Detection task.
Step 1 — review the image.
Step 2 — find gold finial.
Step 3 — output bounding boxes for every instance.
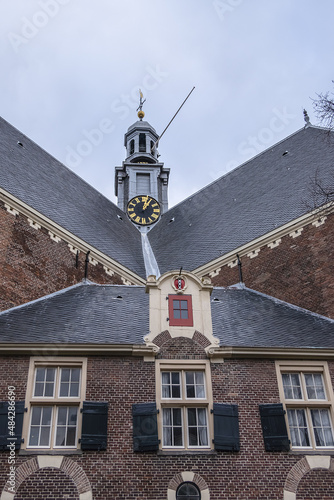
[137,89,146,120]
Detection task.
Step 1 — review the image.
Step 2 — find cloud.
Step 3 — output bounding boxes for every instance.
[0,0,333,208]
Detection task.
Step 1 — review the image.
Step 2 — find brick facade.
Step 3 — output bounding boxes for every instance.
[1,204,334,321]
[0,202,123,311]
[296,469,334,499]
[14,467,80,500]
[209,214,334,319]
[1,345,333,499]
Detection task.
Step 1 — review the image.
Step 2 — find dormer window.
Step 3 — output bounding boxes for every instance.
[129,139,135,155]
[139,133,146,152]
[168,295,193,327]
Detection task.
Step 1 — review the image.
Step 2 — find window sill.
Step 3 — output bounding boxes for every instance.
[158,449,216,456]
[19,449,83,456]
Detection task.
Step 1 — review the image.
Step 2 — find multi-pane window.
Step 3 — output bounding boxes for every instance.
[278,363,334,449]
[158,363,211,450]
[168,295,193,327]
[24,359,86,450]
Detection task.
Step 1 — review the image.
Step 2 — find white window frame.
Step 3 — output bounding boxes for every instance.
[156,360,213,450]
[22,357,87,451]
[276,360,334,450]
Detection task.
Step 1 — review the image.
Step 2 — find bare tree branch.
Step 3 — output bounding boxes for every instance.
[304,169,334,218]
[312,80,334,131]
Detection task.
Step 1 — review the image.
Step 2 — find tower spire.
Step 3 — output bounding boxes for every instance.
[114,94,170,216]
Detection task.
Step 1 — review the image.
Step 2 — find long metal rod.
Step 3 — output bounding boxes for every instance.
[152,86,195,150]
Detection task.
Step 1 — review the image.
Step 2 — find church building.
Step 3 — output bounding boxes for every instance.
[0,99,334,499]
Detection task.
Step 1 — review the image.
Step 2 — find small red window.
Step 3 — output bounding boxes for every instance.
[168,295,193,327]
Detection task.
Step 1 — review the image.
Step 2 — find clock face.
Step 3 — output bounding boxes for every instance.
[127,195,161,225]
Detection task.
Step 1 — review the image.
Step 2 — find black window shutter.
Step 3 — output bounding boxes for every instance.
[80,401,108,451]
[0,401,25,451]
[259,403,290,451]
[132,402,159,452]
[212,403,240,451]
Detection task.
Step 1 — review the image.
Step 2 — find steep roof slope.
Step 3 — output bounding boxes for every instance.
[211,286,334,348]
[1,281,332,350]
[149,126,334,273]
[0,117,146,277]
[0,282,149,344]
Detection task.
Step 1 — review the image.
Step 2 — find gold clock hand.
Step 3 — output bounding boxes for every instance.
[142,196,148,210]
[143,197,152,211]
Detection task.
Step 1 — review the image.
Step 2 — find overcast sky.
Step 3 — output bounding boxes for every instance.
[1,0,333,208]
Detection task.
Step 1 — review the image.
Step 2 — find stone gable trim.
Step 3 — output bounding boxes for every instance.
[48,230,62,242]
[312,215,327,227]
[267,238,282,249]
[194,206,333,278]
[0,189,145,286]
[4,203,19,216]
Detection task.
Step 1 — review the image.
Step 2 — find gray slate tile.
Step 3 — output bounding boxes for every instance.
[0,117,146,277]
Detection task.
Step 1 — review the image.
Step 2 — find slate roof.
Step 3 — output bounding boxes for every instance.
[0,282,149,345]
[1,118,333,281]
[149,126,334,273]
[0,281,333,350]
[211,286,334,349]
[0,117,146,277]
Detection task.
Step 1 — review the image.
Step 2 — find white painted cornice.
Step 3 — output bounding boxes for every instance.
[0,343,156,359]
[208,346,334,361]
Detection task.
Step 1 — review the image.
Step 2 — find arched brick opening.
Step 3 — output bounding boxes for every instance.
[1,456,92,500]
[283,455,334,500]
[167,471,210,500]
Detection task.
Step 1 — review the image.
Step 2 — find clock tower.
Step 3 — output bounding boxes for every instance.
[115,94,170,224]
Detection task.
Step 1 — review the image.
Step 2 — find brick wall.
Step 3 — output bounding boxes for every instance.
[296,469,334,499]
[1,203,334,320]
[0,202,123,311]
[14,468,79,500]
[156,334,208,359]
[209,214,334,319]
[1,351,333,499]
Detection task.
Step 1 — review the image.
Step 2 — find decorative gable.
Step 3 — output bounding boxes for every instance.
[145,271,219,350]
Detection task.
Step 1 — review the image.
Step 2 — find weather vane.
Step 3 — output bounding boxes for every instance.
[137,89,146,120]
